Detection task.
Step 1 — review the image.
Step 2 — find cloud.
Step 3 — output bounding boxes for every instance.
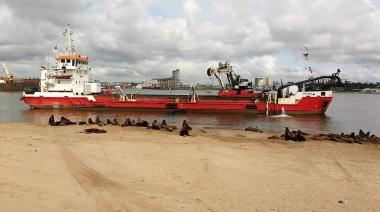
[266,0,380,65]
[0,0,379,83]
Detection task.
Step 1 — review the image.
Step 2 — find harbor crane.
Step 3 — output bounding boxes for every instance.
[2,63,13,79]
[207,61,245,91]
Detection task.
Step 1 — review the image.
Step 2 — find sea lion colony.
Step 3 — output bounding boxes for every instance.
[268,127,380,144]
[48,115,190,136]
[47,115,380,143]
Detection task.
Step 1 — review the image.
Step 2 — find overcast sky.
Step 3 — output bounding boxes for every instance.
[1,0,380,83]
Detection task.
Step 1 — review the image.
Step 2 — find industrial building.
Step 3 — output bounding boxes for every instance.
[153,69,181,89]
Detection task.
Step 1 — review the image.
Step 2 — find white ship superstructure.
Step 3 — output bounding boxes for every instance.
[38,25,101,96]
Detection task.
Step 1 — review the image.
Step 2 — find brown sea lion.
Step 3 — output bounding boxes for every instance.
[83,128,107,134]
[79,121,87,125]
[95,116,106,126]
[350,132,356,140]
[359,129,365,138]
[121,118,132,127]
[88,118,95,125]
[161,120,167,128]
[112,118,119,125]
[160,120,175,131]
[48,115,58,126]
[151,120,161,130]
[295,130,306,142]
[284,127,294,141]
[136,119,149,128]
[180,120,192,136]
[95,116,101,124]
[59,116,76,126]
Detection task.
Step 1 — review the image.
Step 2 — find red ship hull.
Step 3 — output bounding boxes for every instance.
[23,94,332,114]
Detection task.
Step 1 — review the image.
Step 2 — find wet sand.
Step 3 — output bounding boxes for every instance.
[0,123,379,211]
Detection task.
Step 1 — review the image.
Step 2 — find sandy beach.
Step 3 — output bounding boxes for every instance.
[0,123,379,212]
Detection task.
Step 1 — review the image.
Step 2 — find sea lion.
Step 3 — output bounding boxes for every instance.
[95,116,101,124]
[350,132,356,140]
[112,118,119,125]
[136,119,149,128]
[48,115,59,126]
[121,118,132,127]
[359,129,365,138]
[83,128,107,134]
[180,120,192,136]
[160,120,174,131]
[151,120,161,130]
[365,131,370,138]
[79,121,87,125]
[95,116,105,126]
[284,127,294,141]
[48,115,55,126]
[59,116,76,126]
[295,130,306,142]
[136,118,142,126]
[161,120,167,128]
[88,118,95,125]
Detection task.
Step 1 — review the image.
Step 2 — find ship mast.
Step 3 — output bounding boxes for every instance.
[63,24,76,55]
[303,46,313,78]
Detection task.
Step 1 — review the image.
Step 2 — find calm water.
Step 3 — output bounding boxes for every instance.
[0,91,379,134]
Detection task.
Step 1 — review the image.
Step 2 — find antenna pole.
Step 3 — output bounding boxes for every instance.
[303,46,312,79]
[63,24,76,55]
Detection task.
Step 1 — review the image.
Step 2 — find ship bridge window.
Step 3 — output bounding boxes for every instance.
[61,59,64,63]
[66,59,70,63]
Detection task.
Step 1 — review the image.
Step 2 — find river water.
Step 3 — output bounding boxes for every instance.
[0,91,379,134]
